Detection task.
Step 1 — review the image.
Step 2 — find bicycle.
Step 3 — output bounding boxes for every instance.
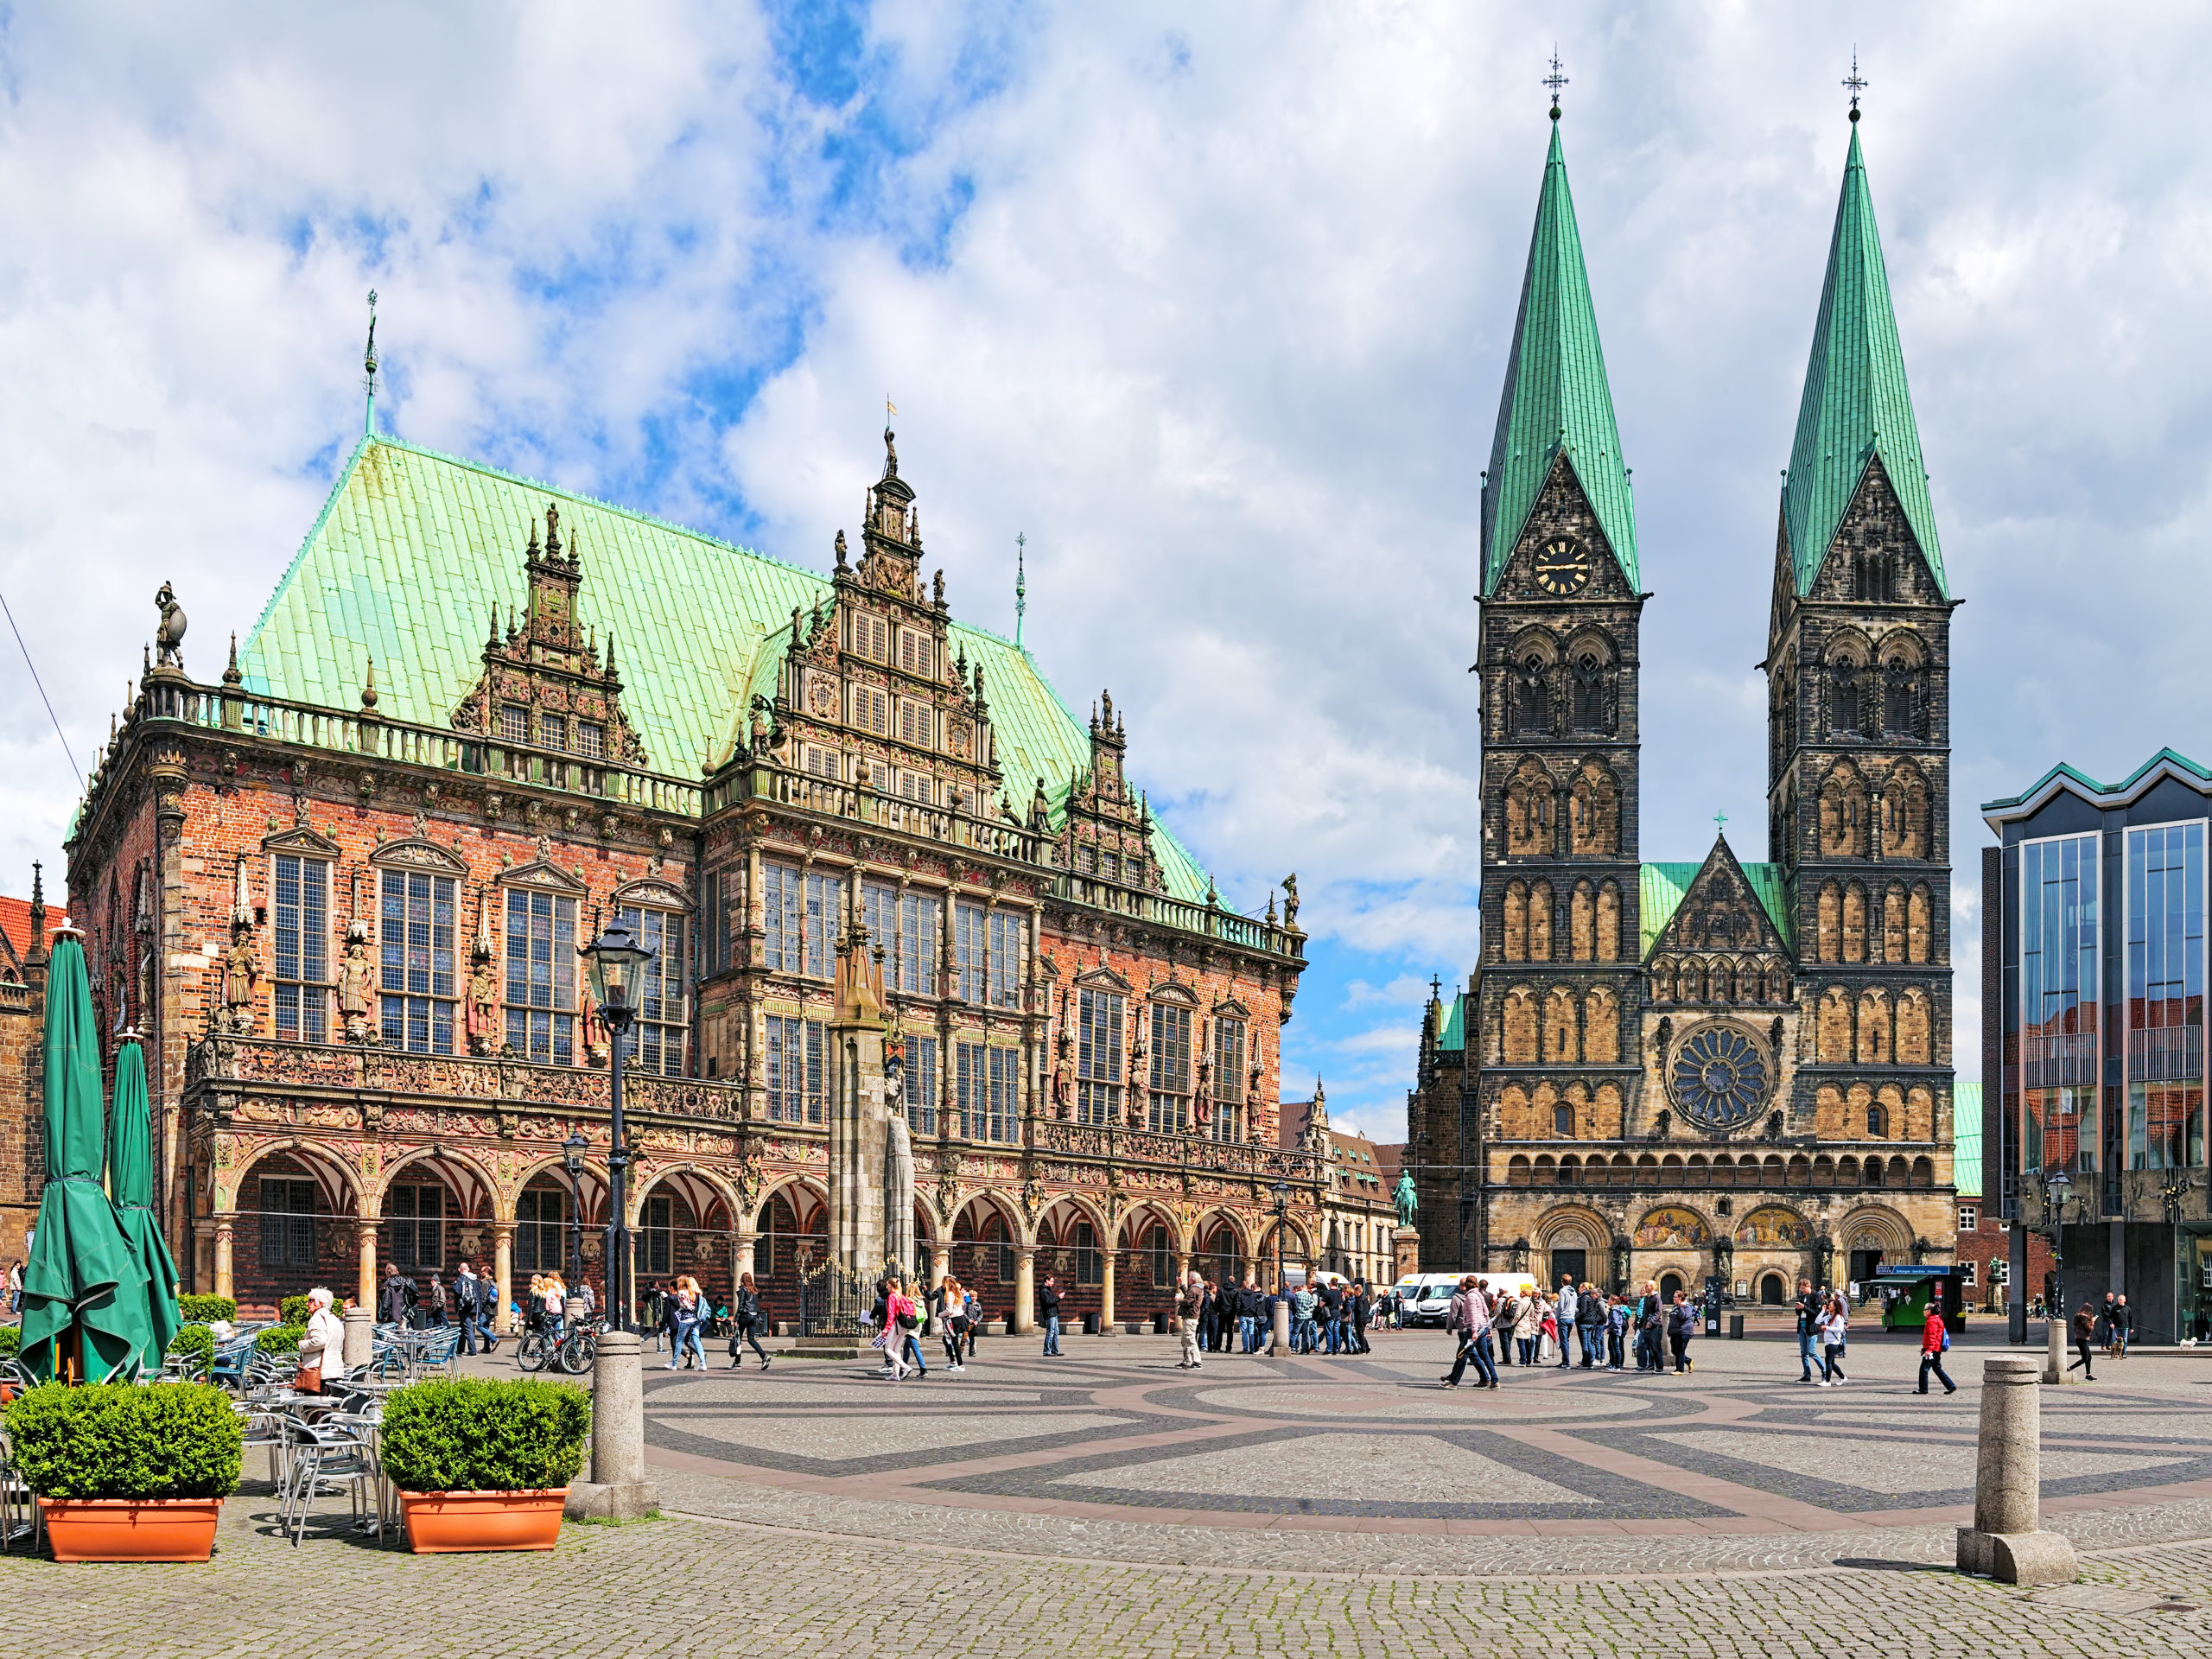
[516,1322,596,1375]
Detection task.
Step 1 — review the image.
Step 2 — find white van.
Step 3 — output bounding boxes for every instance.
[1395,1273,1459,1327]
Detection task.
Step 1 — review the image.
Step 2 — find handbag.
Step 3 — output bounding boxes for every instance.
[293,1363,322,1394]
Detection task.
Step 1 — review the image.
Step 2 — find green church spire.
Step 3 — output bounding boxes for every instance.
[1480,117,1637,598]
[1781,121,1948,598]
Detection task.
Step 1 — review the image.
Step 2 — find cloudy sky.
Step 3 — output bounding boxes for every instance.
[3,3,2208,1141]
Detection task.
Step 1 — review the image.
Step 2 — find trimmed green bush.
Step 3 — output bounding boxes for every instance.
[166,1324,216,1370]
[178,1294,236,1325]
[253,1324,304,1357]
[3,1382,242,1499]
[277,1294,348,1325]
[380,1378,591,1494]
[0,1325,18,1360]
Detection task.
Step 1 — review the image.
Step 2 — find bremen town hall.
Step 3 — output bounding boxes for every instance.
[63,388,1400,1326]
[1405,105,1959,1301]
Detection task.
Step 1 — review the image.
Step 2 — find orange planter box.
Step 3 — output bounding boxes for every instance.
[39,1497,223,1561]
[398,1488,568,1553]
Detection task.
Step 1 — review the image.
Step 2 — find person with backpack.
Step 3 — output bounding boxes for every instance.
[962,1285,982,1363]
[1349,1280,1372,1355]
[1554,1277,1578,1369]
[1916,1300,1955,1395]
[728,1271,772,1370]
[934,1275,968,1373]
[1575,1281,1603,1368]
[1666,1289,1696,1374]
[1604,1293,1629,1370]
[897,1277,930,1377]
[1440,1274,1497,1389]
[1637,1283,1665,1372]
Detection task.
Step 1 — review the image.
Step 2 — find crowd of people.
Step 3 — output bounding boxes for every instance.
[1437,1275,1706,1388]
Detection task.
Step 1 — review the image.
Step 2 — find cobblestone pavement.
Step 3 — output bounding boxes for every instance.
[8,1325,2209,1657]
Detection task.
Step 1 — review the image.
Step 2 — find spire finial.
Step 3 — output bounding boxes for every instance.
[362,289,379,435]
[1713,809,1727,833]
[1014,531,1027,650]
[1543,47,1567,120]
[1843,49,1867,121]
[222,631,242,688]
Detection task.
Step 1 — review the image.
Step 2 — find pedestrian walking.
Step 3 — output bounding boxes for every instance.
[899,1277,931,1376]
[1039,1274,1064,1356]
[1554,1276,1578,1369]
[1816,1293,1848,1386]
[1575,1281,1602,1368]
[2067,1301,2096,1381]
[452,1260,482,1355]
[962,1286,982,1363]
[1350,1280,1372,1355]
[1666,1289,1696,1374]
[1440,1274,1498,1389]
[666,1275,708,1370]
[377,1261,417,1326]
[934,1275,967,1372]
[2111,1294,2133,1358]
[1793,1276,1821,1383]
[1176,1273,1205,1370]
[1916,1301,1955,1395]
[729,1271,772,1370]
[7,1257,23,1318]
[1605,1293,1628,1370]
[425,1273,449,1327]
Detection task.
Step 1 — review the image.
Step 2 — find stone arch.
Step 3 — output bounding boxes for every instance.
[1569,760,1620,856]
[1817,881,1841,963]
[1651,957,1675,1002]
[1881,881,1906,963]
[1908,885,1932,963]
[1504,757,1557,855]
[372,1146,499,1220]
[1841,882,1868,963]
[226,1137,362,1219]
[1529,880,1554,962]
[1883,761,1931,860]
[1503,881,1529,963]
[1906,1085,1936,1141]
[1732,1205,1812,1249]
[1036,1194,1110,1289]
[1256,1216,1313,1270]
[1583,986,1620,1065]
[1536,1206,1609,1285]
[1825,630,1873,737]
[1631,1205,1712,1249]
[952,1192,1024,1287]
[1896,989,1932,1064]
[1838,1204,1912,1259]
[1543,986,1580,1065]
[753,1178,830,1284]
[1597,880,1622,962]
[1507,631,1559,738]
[1819,760,1871,858]
[1856,988,1891,1064]
[1564,631,1617,735]
[628,1163,740,1233]
[1502,987,1540,1065]
[1816,987,1853,1064]
[226,1141,365,1309]
[1680,957,1706,1004]
[632,1166,741,1287]
[1571,880,1596,961]
[1506,1154,1533,1187]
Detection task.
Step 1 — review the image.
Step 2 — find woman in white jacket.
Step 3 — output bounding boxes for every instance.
[297,1287,346,1395]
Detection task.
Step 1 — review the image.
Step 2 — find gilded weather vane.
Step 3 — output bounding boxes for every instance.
[1544,48,1568,120]
[1843,50,1867,122]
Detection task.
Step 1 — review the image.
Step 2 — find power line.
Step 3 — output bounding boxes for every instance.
[0,589,85,791]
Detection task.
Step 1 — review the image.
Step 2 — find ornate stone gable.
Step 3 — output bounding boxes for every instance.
[1649,837,1787,962]
[1054,690,1165,893]
[449,504,647,768]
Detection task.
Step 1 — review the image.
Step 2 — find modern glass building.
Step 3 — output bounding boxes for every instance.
[1983,751,2210,1344]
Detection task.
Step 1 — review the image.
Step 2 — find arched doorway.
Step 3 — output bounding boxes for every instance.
[232,1147,356,1313]
[1659,1271,1685,1302]
[1759,1273,1786,1306]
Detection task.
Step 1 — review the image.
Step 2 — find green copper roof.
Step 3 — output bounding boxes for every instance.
[1438,993,1467,1054]
[1782,124,1947,598]
[1637,857,1793,957]
[1481,121,1637,598]
[239,433,1210,901]
[1953,1082,1981,1200]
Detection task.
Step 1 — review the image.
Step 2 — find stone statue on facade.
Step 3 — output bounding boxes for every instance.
[885,1111,916,1279]
[335,919,376,1043]
[214,917,257,1034]
[1050,1026,1072,1118]
[154,581,188,671]
[463,937,500,1057]
[1393,1171,1418,1230]
[1281,874,1300,931]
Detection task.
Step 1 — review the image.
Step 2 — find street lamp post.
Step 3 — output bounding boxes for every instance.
[2045,1168,2075,1329]
[582,916,655,1333]
[563,1133,588,1296]
[1268,1179,1291,1357]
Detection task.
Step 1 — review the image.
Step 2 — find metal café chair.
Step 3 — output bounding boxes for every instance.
[277,1418,378,1546]
[0,1425,41,1556]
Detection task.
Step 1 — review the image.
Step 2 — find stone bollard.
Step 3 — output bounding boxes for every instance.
[341,1305,374,1372]
[1268,1297,1291,1357]
[564,1329,659,1522]
[2044,1319,2080,1385]
[1955,1355,2077,1585]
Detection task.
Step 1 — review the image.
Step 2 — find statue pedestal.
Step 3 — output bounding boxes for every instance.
[1393,1228,1421,1280]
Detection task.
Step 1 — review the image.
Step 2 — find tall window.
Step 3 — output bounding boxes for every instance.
[988,912,1025,1009]
[904,1034,938,1136]
[702,868,737,977]
[761,865,838,978]
[578,720,606,760]
[897,698,932,748]
[954,903,986,1003]
[382,1184,444,1272]
[766,1015,824,1125]
[898,628,931,677]
[1147,1002,1192,1134]
[380,870,457,1053]
[2128,822,2206,1170]
[505,889,578,1065]
[640,1194,673,1278]
[957,1042,1020,1142]
[498,703,529,745]
[257,1176,317,1270]
[762,863,799,972]
[852,685,890,734]
[1211,1015,1247,1143]
[271,854,329,1042]
[2022,834,2100,1178]
[1076,988,1124,1126]
[897,890,941,995]
[540,713,567,752]
[616,905,687,1077]
[515,1188,565,1276]
[853,613,889,660]
[1073,1220,1101,1286]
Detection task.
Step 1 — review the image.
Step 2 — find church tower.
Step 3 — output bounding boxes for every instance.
[1473,106,1644,1276]
[1766,110,1955,1279]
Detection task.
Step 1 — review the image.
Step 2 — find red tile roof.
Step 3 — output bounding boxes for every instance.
[0,896,57,969]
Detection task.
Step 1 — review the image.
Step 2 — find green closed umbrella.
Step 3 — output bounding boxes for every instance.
[107,1039,180,1372]
[20,932,142,1382]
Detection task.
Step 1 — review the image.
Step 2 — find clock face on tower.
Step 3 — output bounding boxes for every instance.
[1533,536,1592,596]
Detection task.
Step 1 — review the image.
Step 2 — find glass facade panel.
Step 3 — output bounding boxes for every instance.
[2127,822,2206,1169]
[2020,834,2099,1178]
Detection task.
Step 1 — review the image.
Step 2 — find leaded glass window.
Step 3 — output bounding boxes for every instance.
[615,904,687,1077]
[1076,988,1123,1126]
[272,854,328,1043]
[379,870,456,1054]
[504,888,577,1065]
[1147,1002,1192,1134]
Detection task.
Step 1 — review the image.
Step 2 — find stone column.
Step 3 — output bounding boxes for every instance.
[930,1240,950,1293]
[1098,1249,1117,1333]
[493,1222,515,1334]
[1956,1355,2078,1585]
[354,1219,378,1313]
[565,1329,659,1522]
[193,1220,217,1294]
[734,1230,756,1302]
[1014,1247,1036,1335]
[212,1217,235,1302]
[341,1304,374,1370]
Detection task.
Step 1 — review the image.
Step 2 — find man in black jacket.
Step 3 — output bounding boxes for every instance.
[1039,1274,1063,1356]
[1349,1280,1371,1355]
[377,1262,416,1327]
[1793,1278,1821,1382]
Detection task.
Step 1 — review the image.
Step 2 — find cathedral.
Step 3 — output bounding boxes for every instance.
[1405,105,1958,1300]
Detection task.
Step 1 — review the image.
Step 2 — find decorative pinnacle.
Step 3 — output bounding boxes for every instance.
[1014,531,1027,649]
[1543,48,1568,119]
[363,289,379,435]
[1843,50,1867,121]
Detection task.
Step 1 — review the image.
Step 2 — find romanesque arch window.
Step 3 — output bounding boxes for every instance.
[1569,761,1619,856]
[1543,987,1579,1065]
[1820,761,1870,857]
[1908,885,1932,963]
[1528,880,1554,962]
[1882,883,1908,964]
[1880,640,1923,737]
[1570,881,1595,962]
[1597,880,1621,962]
[1568,650,1610,734]
[1896,990,1931,1065]
[1841,882,1867,963]
[1816,988,1853,1064]
[1503,881,1529,963]
[1504,760,1556,855]
[1553,1103,1574,1136]
[1766,966,1791,1004]
[1829,651,1869,737]
[1882,763,1931,860]
[1855,543,1897,603]
[1510,647,1554,737]
[1583,986,1619,1064]
[1502,988,1539,1065]
[1651,958,1676,1003]
[1856,988,1891,1065]
[1817,881,1841,964]
[1866,1102,1888,1140]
